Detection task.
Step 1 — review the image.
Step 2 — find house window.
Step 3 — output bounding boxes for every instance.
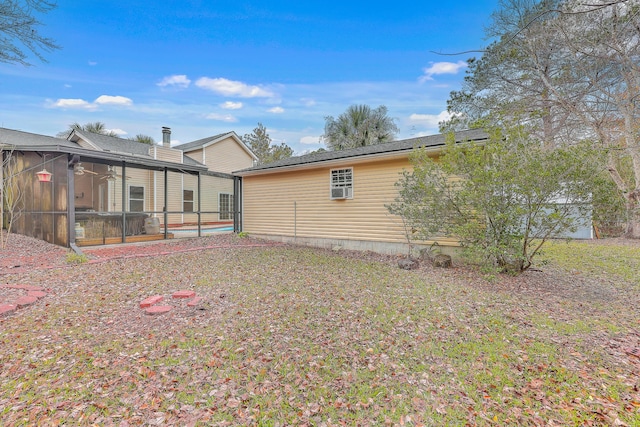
[330,168,353,199]
[129,185,144,212]
[183,190,194,213]
[219,193,234,220]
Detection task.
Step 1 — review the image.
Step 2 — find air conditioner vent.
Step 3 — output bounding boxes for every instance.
[331,187,346,199]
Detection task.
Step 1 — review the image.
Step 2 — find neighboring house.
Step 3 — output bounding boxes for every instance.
[234,129,489,255]
[1,127,254,247]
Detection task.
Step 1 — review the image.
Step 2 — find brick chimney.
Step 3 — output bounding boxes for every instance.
[162,127,171,147]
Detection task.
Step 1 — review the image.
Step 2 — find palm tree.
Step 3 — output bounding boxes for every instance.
[128,134,155,145]
[57,122,119,139]
[323,105,399,151]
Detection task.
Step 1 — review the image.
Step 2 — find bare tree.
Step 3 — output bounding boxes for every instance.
[1,146,25,248]
[548,0,640,237]
[444,0,640,237]
[0,0,59,65]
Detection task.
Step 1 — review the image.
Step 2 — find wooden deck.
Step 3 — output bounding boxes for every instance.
[75,233,174,247]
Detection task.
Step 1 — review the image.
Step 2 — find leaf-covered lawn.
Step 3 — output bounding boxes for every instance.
[1,238,639,426]
[542,238,640,288]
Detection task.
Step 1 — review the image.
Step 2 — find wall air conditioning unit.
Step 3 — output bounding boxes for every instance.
[331,187,348,199]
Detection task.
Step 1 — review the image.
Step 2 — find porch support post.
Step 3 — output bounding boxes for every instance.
[197,172,202,237]
[163,167,168,240]
[121,162,127,243]
[67,156,76,247]
[233,176,242,232]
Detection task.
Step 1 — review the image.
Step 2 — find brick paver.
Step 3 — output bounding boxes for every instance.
[145,305,173,315]
[139,295,164,308]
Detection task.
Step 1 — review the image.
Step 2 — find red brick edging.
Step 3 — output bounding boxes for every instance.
[0,284,48,316]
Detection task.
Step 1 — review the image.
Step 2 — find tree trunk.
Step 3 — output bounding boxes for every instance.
[625,191,640,239]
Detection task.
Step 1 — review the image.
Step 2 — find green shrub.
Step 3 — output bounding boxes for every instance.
[66,252,88,264]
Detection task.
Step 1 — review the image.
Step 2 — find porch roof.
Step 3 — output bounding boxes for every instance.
[0,127,208,174]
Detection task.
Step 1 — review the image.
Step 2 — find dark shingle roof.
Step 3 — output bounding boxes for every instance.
[235,129,488,174]
[0,127,208,173]
[173,132,231,152]
[72,130,152,157]
[0,127,79,149]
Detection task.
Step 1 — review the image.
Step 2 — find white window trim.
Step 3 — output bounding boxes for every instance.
[329,167,354,200]
[218,192,234,221]
[128,184,145,212]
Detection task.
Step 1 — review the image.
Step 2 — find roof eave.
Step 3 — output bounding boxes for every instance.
[234,145,441,176]
[10,144,208,173]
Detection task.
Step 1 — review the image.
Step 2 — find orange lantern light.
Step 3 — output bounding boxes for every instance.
[36,168,52,182]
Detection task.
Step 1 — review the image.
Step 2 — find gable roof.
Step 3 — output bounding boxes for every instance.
[0,127,80,150]
[174,131,258,161]
[234,129,488,175]
[68,129,153,157]
[172,132,230,151]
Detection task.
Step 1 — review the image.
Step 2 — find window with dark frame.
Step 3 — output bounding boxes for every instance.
[219,193,234,220]
[129,185,144,212]
[330,168,353,199]
[183,189,194,213]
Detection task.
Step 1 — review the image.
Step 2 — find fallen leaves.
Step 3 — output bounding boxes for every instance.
[1,234,639,425]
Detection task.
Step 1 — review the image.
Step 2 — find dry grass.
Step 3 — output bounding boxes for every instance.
[0,235,639,426]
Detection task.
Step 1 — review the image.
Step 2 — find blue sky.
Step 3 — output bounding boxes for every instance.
[0,0,498,154]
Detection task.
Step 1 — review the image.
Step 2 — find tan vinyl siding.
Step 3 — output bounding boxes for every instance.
[167,171,184,225]
[186,148,204,164]
[152,146,183,163]
[142,170,184,225]
[181,174,235,224]
[75,139,100,150]
[203,137,254,173]
[243,154,460,249]
[107,166,151,212]
[243,157,414,243]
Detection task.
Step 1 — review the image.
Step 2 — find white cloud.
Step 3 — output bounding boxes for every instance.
[267,106,284,114]
[107,128,127,136]
[50,95,133,110]
[220,101,243,110]
[300,136,322,145]
[157,74,191,88]
[88,61,97,66]
[205,113,238,122]
[51,98,95,110]
[419,61,467,82]
[408,110,455,128]
[195,77,275,98]
[94,95,133,106]
[300,98,316,107]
